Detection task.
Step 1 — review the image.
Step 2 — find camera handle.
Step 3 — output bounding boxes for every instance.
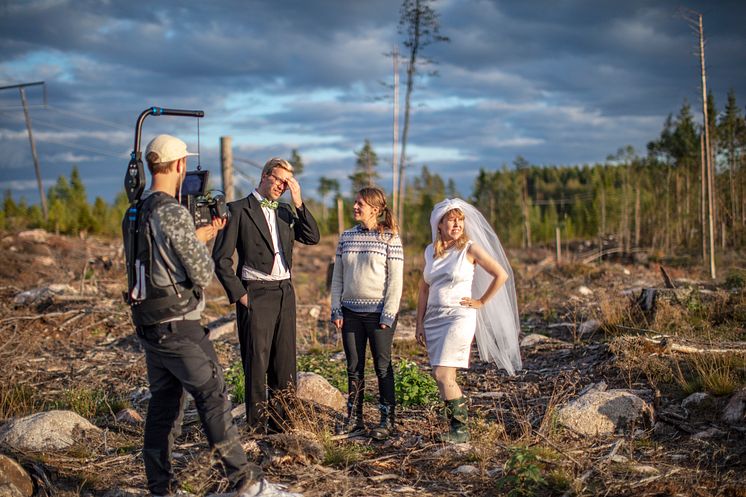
[125,107,205,204]
[124,107,204,304]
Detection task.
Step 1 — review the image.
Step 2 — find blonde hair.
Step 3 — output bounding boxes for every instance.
[261,157,294,177]
[357,187,398,235]
[433,208,469,258]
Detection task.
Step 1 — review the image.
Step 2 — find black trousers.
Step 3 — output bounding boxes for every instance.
[236,279,296,432]
[138,320,257,495]
[341,308,396,409]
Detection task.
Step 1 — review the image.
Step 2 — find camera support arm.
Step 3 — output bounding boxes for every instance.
[124,107,204,305]
[125,107,205,204]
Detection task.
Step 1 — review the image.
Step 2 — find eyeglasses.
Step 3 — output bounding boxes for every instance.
[268,173,290,189]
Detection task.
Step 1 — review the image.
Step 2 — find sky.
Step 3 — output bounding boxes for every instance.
[1,0,745,205]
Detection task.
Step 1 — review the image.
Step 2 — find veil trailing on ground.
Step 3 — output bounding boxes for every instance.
[429,198,522,375]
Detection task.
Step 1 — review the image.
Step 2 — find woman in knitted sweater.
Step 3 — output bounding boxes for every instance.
[331,187,403,440]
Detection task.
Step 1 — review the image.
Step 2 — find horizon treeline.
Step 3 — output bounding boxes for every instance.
[2,91,745,256]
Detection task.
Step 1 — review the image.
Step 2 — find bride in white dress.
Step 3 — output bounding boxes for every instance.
[416,198,522,443]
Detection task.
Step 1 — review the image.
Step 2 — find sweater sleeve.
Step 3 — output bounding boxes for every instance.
[380,233,404,327]
[330,236,345,321]
[156,203,214,289]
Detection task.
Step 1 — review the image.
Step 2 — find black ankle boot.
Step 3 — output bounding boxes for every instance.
[335,401,365,435]
[336,379,364,436]
[370,404,395,440]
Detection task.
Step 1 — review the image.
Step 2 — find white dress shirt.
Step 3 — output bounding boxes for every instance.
[241,190,291,281]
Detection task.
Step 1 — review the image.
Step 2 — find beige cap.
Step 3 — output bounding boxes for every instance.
[145,134,198,163]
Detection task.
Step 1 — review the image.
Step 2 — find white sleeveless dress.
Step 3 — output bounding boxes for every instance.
[422,241,476,368]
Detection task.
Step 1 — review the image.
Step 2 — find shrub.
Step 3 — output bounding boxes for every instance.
[497,446,548,497]
[395,359,439,407]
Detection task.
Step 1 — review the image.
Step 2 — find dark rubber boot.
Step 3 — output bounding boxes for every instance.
[437,397,470,444]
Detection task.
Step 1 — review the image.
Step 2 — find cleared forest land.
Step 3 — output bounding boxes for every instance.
[0,229,744,497]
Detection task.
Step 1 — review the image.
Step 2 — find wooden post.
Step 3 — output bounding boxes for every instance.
[220,136,234,201]
[555,226,561,265]
[20,87,47,221]
[337,196,345,235]
[521,172,531,248]
[634,182,641,248]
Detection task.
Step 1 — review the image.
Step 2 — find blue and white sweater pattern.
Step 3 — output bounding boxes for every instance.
[330,225,404,327]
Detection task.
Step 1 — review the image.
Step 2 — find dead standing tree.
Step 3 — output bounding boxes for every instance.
[397,0,449,233]
[681,8,716,279]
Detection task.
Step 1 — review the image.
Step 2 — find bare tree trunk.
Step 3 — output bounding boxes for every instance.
[698,13,716,279]
[701,132,707,265]
[398,3,421,234]
[634,181,641,247]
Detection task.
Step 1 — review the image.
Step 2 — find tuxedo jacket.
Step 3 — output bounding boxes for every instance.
[212,194,320,303]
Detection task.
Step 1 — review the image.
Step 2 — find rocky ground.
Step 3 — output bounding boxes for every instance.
[0,228,744,497]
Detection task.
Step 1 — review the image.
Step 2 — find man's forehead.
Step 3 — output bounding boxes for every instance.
[272,167,293,179]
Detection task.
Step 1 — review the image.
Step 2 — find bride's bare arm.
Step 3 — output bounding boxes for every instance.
[461,243,509,308]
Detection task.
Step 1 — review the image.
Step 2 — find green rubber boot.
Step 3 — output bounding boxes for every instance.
[437,397,470,444]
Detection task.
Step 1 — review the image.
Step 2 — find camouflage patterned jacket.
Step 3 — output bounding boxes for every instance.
[140,190,210,321]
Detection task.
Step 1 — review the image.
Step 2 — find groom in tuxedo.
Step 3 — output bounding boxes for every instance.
[212,157,320,433]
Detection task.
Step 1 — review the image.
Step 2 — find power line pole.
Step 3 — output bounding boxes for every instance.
[392,47,400,217]
[0,81,48,220]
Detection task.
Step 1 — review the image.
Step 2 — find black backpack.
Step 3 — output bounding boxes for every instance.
[122,192,201,327]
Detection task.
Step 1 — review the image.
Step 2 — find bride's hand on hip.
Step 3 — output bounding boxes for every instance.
[460,297,483,309]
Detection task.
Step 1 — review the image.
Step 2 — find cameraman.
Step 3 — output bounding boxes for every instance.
[123,134,261,496]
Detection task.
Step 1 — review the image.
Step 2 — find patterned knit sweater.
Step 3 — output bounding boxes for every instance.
[330,225,404,327]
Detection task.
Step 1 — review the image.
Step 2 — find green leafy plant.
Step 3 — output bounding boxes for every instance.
[225,361,246,404]
[497,447,548,497]
[394,359,439,407]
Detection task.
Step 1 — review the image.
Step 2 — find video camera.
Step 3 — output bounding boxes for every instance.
[124,106,228,227]
[181,170,229,227]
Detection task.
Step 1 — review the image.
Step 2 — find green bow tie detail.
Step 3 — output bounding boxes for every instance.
[260,199,279,209]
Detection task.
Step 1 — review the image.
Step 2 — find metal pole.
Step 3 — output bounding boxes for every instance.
[220,136,234,201]
[19,87,48,221]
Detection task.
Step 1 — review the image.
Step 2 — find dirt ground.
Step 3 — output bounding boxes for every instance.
[0,229,744,497]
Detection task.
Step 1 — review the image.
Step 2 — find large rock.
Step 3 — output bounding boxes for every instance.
[0,455,34,497]
[295,372,345,412]
[722,388,746,424]
[17,229,48,243]
[0,410,101,451]
[557,388,654,436]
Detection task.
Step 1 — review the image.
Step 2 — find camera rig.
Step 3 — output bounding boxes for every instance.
[124,106,228,225]
[123,107,228,306]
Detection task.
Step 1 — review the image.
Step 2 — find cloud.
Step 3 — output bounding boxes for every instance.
[0,0,745,205]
